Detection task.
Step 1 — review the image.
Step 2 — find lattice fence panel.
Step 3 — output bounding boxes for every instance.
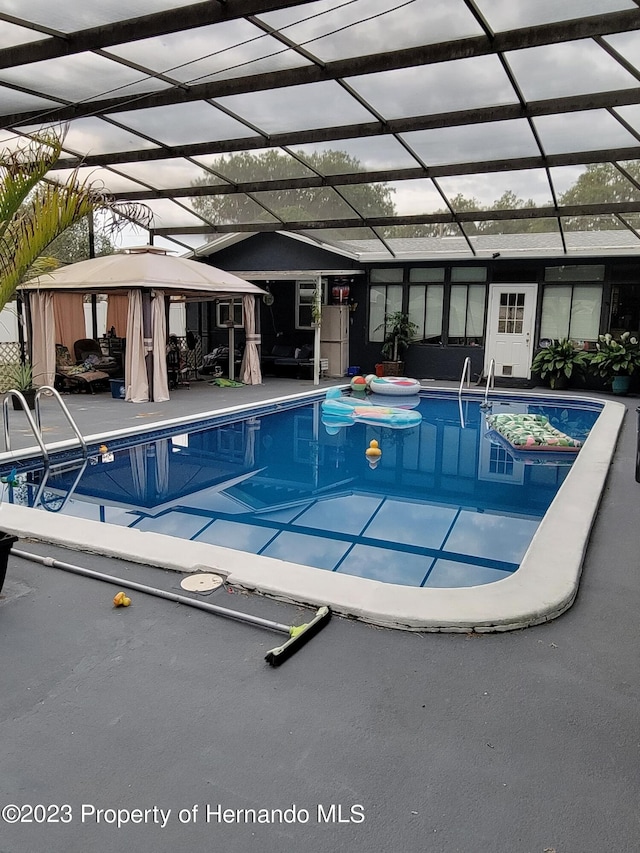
[0,342,25,392]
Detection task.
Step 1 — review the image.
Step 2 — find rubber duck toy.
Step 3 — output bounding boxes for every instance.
[113,591,132,607]
[365,439,382,469]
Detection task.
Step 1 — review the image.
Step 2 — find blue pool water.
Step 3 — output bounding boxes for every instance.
[1,391,600,588]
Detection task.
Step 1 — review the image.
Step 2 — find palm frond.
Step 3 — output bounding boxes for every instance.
[21,256,60,282]
[0,127,152,311]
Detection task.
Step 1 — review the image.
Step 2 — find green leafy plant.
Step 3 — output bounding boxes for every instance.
[377,311,418,362]
[7,361,33,391]
[590,332,640,381]
[530,339,591,389]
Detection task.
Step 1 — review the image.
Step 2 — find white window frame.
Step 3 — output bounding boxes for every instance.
[296,278,327,330]
[216,299,243,329]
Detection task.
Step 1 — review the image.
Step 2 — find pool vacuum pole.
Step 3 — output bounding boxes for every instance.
[11,548,331,666]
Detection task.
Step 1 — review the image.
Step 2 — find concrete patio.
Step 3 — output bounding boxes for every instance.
[1,378,639,853]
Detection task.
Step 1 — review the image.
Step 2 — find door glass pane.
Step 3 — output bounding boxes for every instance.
[499,290,526,333]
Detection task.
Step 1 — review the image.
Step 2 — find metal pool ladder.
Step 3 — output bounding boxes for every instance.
[458,358,472,427]
[458,356,472,398]
[457,357,496,426]
[2,387,89,511]
[481,358,496,409]
[3,386,88,463]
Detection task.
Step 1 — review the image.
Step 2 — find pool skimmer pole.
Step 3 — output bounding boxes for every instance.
[11,548,331,666]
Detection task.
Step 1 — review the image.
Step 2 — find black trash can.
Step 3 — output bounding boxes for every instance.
[636,407,640,483]
[0,531,18,596]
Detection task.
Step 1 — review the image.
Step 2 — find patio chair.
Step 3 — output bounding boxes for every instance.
[73,338,121,377]
[55,344,110,394]
[166,336,190,389]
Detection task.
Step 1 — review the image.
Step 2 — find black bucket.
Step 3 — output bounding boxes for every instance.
[0,532,18,596]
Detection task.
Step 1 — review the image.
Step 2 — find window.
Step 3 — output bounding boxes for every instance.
[409,283,444,343]
[498,292,525,334]
[216,299,243,328]
[448,284,486,345]
[610,284,640,336]
[540,285,602,343]
[296,279,327,329]
[451,266,487,283]
[544,265,604,282]
[370,268,403,283]
[369,283,403,342]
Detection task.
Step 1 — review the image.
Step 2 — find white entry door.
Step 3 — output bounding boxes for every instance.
[485,284,538,379]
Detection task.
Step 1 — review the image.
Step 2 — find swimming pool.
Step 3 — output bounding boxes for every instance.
[1,391,599,589]
[0,388,626,631]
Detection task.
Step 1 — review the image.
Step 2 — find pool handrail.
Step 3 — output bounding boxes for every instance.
[34,386,88,460]
[483,358,496,407]
[3,391,50,463]
[458,357,471,398]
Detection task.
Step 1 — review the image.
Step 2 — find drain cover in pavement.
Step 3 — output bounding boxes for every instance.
[180,573,224,593]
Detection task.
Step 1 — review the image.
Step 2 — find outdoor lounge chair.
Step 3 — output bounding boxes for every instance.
[55,344,110,394]
[73,338,121,377]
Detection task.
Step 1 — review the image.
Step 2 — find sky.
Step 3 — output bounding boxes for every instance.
[1,0,639,252]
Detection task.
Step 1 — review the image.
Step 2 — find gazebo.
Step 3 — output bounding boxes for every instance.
[20,246,266,401]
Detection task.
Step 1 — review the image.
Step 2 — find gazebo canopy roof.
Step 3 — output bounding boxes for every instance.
[2,1,640,260]
[21,246,266,299]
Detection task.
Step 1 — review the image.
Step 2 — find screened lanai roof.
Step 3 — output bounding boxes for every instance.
[1,0,640,260]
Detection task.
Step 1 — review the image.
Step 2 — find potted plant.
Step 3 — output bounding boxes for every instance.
[377,311,418,376]
[530,339,590,390]
[6,362,36,410]
[589,332,640,395]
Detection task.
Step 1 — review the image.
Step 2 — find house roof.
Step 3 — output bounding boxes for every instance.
[1,1,640,260]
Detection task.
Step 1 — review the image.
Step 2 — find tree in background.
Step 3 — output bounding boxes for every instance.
[0,128,149,312]
[559,162,640,231]
[190,149,640,242]
[191,149,396,236]
[47,218,116,265]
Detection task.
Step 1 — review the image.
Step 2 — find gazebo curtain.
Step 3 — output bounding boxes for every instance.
[124,290,169,403]
[106,293,129,337]
[151,290,169,403]
[52,293,85,354]
[30,292,84,386]
[240,295,262,385]
[30,291,55,387]
[125,290,148,403]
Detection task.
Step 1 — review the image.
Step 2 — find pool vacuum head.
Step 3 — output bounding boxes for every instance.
[265,606,332,666]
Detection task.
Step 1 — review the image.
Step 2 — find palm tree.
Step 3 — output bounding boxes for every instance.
[0,127,150,312]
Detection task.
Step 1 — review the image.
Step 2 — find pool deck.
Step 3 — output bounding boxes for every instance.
[2,378,640,851]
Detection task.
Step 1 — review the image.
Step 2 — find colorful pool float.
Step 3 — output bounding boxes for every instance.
[321,388,421,430]
[366,375,421,396]
[485,413,582,451]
